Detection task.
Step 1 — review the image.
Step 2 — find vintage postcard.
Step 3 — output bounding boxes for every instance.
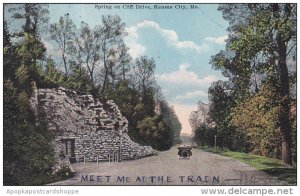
[2,1,297,191]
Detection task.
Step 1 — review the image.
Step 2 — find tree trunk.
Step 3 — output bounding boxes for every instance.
[101,40,108,94]
[101,68,108,94]
[278,38,292,166]
[273,4,293,166]
[89,70,94,87]
[24,5,31,34]
[62,53,68,76]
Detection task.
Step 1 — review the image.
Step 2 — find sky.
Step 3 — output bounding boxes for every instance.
[7,4,230,135]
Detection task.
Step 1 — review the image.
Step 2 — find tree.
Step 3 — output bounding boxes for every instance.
[207,81,245,150]
[8,4,49,36]
[106,41,131,89]
[74,16,130,91]
[155,87,182,144]
[272,4,296,166]
[137,115,173,150]
[8,3,48,91]
[67,64,93,93]
[49,13,76,75]
[3,21,18,80]
[208,81,234,129]
[99,15,128,93]
[133,56,156,116]
[193,124,217,147]
[75,22,101,87]
[160,101,182,144]
[213,3,296,165]
[16,33,46,93]
[133,56,156,93]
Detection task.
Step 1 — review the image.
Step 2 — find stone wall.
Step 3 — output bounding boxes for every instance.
[30,86,157,162]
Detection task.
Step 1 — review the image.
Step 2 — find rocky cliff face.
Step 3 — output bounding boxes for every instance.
[189,101,214,131]
[30,86,157,162]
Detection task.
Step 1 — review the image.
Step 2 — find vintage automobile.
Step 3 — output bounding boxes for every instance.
[178,145,192,159]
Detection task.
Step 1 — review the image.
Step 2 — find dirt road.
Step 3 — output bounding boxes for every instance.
[49,146,284,185]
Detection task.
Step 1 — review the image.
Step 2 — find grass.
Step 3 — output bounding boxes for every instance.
[199,146,297,185]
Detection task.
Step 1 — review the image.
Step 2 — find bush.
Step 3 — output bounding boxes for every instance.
[3,81,55,185]
[230,82,282,158]
[137,115,173,150]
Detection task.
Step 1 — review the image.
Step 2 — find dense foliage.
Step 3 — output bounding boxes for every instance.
[3,4,181,185]
[230,80,282,157]
[4,4,55,185]
[194,4,296,165]
[194,124,217,147]
[137,115,173,150]
[160,100,182,144]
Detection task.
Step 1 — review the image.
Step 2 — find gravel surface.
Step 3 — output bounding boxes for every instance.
[48,146,285,185]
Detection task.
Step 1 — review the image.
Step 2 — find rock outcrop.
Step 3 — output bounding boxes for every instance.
[189,101,215,131]
[30,86,157,163]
